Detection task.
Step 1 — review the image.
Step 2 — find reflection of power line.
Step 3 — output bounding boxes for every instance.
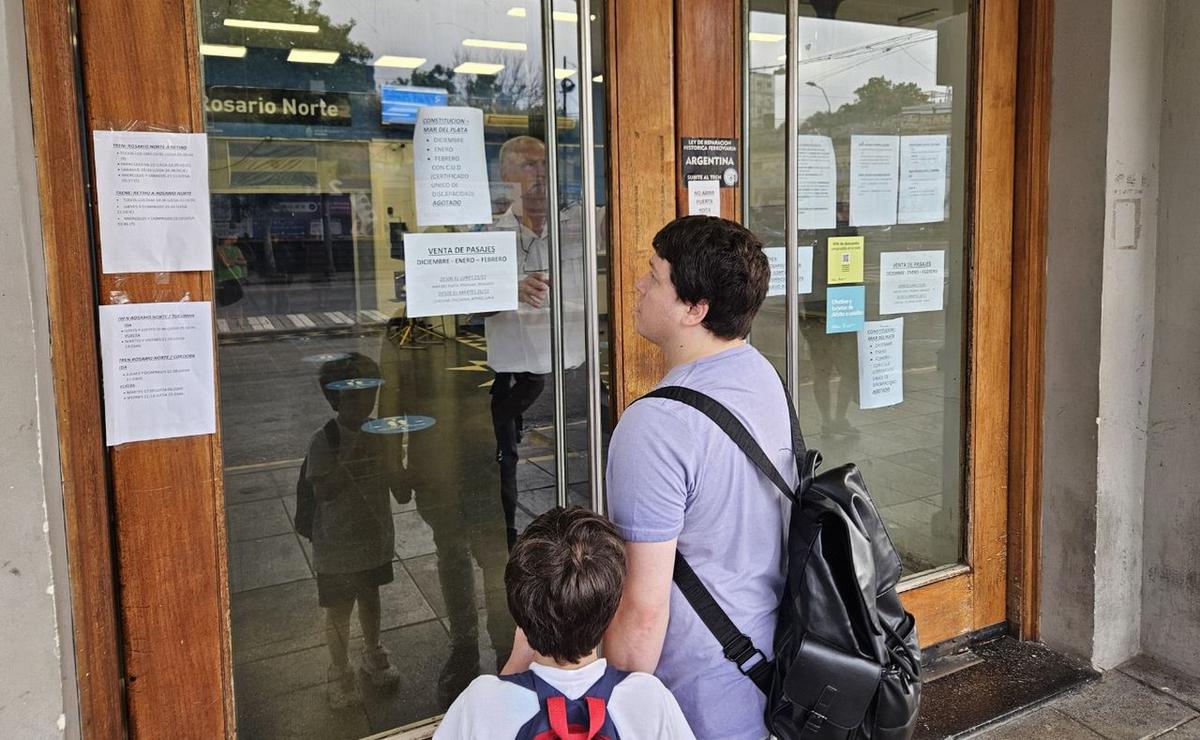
[806,34,934,83]
[796,30,935,66]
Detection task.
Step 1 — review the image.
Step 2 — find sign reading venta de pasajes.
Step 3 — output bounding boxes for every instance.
[204,86,352,127]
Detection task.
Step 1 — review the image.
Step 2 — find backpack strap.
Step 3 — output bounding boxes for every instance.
[641,386,798,504]
[501,666,628,740]
[638,383,811,697]
[673,551,774,695]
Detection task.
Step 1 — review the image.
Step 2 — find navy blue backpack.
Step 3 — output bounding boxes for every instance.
[499,665,629,740]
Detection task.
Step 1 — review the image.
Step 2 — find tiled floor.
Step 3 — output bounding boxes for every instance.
[969,656,1200,739]
[219,319,961,737]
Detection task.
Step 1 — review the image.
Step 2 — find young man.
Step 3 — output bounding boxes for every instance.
[602,216,798,739]
[437,506,693,739]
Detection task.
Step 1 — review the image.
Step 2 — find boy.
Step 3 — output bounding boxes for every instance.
[436,507,694,739]
[302,352,408,708]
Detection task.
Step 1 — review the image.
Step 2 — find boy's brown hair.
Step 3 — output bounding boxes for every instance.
[505,506,627,664]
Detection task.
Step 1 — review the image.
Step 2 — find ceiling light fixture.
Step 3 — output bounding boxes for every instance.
[506,7,578,22]
[200,43,247,58]
[748,32,786,43]
[224,18,320,33]
[287,48,340,64]
[373,55,426,68]
[462,38,527,52]
[454,61,506,75]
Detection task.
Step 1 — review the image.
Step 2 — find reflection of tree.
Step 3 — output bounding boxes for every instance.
[393,54,545,114]
[200,0,371,60]
[800,76,929,133]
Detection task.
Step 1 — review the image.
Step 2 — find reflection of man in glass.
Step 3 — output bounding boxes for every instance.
[485,135,587,549]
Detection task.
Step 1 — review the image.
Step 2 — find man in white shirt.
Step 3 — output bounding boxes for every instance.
[435,506,694,739]
[485,136,586,549]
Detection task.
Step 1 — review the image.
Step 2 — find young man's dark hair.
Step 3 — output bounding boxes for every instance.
[505,506,626,663]
[651,215,770,340]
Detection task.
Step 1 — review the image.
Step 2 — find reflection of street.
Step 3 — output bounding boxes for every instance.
[749,246,961,575]
[220,328,592,738]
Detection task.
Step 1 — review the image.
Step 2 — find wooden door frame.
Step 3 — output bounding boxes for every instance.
[25,0,1049,734]
[610,0,1046,648]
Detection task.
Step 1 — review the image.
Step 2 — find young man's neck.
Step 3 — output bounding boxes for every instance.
[531,649,599,671]
[661,332,746,372]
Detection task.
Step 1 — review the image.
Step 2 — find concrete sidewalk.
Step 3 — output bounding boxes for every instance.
[969,656,1200,739]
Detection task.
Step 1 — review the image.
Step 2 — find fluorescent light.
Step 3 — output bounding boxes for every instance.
[224,18,319,33]
[748,32,786,43]
[506,8,577,22]
[454,61,505,75]
[373,55,426,68]
[554,68,576,80]
[777,54,787,61]
[287,48,340,64]
[462,38,527,52]
[200,43,247,58]
[592,74,603,83]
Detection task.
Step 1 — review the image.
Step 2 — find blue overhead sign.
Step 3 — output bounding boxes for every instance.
[381,85,448,125]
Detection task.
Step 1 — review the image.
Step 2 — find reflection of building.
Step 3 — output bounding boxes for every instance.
[203,49,600,327]
[749,71,775,129]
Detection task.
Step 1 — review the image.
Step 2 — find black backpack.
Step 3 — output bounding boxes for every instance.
[640,385,922,740]
[293,419,340,540]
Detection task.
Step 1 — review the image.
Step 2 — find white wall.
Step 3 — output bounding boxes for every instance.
[1141,0,1200,677]
[0,0,78,736]
[1040,0,1111,662]
[1092,0,1163,670]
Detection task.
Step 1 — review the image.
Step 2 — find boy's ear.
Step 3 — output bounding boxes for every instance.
[682,299,709,328]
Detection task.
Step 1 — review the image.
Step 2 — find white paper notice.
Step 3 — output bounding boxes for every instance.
[880,250,945,315]
[414,107,492,227]
[764,246,814,297]
[99,301,217,445]
[404,232,518,317]
[857,318,904,410]
[797,135,837,229]
[93,131,213,274]
[898,135,948,224]
[688,179,721,216]
[850,135,900,227]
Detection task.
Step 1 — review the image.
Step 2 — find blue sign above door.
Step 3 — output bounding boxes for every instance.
[381,85,448,125]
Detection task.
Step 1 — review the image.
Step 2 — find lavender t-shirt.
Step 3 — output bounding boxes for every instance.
[607,344,797,740]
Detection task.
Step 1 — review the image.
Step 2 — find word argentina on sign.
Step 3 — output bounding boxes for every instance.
[204,86,352,126]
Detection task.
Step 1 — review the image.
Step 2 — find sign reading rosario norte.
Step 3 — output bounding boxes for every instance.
[203,86,352,126]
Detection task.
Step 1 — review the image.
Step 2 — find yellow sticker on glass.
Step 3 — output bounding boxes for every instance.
[827,236,865,285]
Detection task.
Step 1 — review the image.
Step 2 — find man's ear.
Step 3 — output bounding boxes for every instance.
[682,299,709,328]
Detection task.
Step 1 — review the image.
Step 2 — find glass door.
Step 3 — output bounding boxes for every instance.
[744,0,1014,644]
[199,1,610,735]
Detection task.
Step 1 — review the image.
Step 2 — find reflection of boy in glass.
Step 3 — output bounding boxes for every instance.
[485,135,587,548]
[304,353,407,708]
[800,204,860,436]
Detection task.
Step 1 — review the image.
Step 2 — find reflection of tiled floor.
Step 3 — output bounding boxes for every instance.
[221,324,959,737]
[222,329,591,738]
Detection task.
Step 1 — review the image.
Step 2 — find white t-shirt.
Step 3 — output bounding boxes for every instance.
[484,207,587,374]
[434,659,696,740]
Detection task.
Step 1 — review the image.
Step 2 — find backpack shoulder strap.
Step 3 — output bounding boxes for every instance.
[322,418,340,449]
[640,385,797,504]
[673,551,773,696]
